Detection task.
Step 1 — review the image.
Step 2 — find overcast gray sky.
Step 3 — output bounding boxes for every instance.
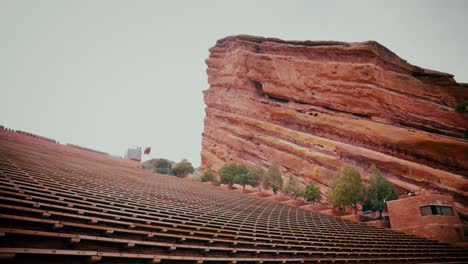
[1,0,467,166]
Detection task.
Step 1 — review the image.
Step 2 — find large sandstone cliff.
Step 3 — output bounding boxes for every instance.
[201,35,468,218]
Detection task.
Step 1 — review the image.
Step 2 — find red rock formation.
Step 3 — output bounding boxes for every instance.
[201,35,468,218]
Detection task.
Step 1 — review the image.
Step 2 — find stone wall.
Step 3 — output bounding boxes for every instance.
[387,194,464,244]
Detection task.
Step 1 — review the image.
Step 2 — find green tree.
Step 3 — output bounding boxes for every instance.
[201,168,217,183]
[329,165,365,214]
[218,163,239,187]
[284,176,304,197]
[366,164,399,218]
[262,172,271,190]
[154,159,171,174]
[265,162,283,195]
[247,164,265,191]
[171,159,194,178]
[304,182,321,203]
[272,185,280,195]
[232,163,250,190]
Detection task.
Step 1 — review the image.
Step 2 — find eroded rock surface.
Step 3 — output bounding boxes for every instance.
[201,35,468,218]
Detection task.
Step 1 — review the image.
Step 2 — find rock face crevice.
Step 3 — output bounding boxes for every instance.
[201,35,468,218]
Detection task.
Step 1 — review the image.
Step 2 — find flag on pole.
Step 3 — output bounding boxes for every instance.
[144,147,151,155]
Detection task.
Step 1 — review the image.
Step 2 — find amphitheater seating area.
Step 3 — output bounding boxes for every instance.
[0,129,467,263]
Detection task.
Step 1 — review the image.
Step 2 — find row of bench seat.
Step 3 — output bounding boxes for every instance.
[0,136,467,263]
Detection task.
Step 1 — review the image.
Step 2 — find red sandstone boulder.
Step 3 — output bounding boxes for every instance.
[201,35,468,219]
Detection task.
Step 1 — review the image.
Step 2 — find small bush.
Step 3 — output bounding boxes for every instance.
[304,182,321,203]
[234,163,260,190]
[154,159,171,174]
[284,176,304,197]
[171,159,194,178]
[219,163,244,187]
[247,164,265,191]
[265,162,283,195]
[201,168,217,183]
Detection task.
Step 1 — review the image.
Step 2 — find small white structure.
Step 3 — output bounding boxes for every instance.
[125,147,142,161]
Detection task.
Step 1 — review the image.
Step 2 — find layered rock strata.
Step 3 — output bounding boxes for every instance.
[201,35,468,218]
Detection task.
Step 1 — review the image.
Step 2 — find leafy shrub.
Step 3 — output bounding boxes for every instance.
[218,163,241,187]
[247,164,265,191]
[265,162,283,195]
[234,164,261,190]
[201,168,217,183]
[304,182,321,203]
[154,159,171,174]
[171,159,194,178]
[231,163,248,187]
[284,176,304,197]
